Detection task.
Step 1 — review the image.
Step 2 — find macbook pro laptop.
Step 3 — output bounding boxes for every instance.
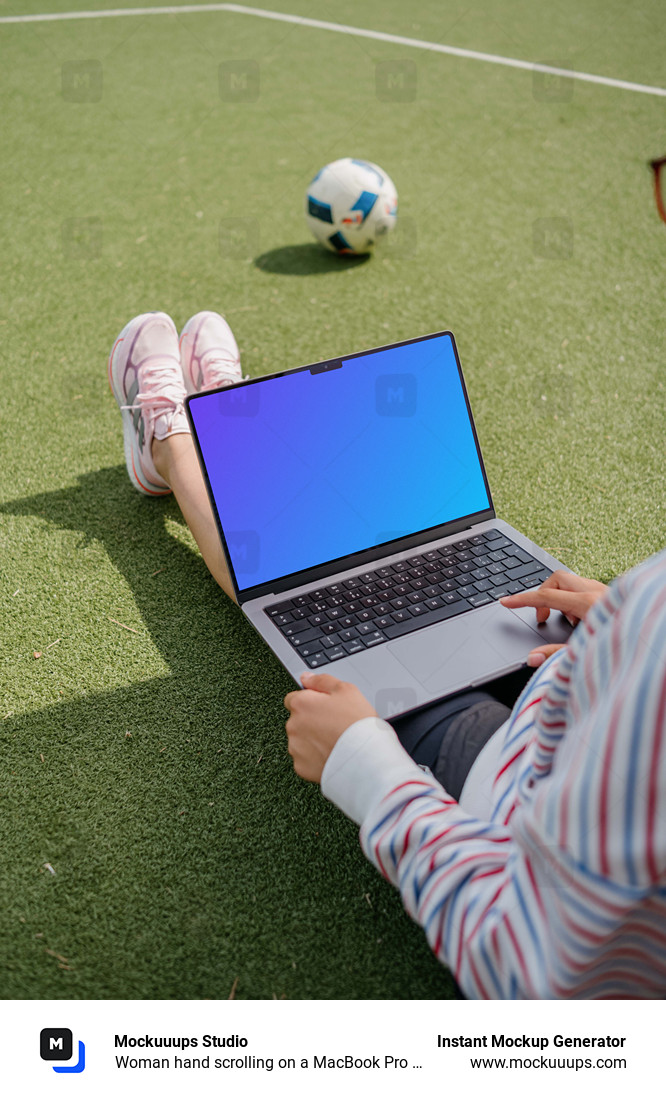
[186,330,572,719]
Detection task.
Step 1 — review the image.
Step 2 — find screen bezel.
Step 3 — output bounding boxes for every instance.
[185,330,495,604]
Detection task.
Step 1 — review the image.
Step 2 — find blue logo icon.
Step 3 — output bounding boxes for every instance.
[40,1029,86,1074]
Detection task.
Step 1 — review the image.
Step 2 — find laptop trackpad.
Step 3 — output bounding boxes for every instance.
[388,603,542,694]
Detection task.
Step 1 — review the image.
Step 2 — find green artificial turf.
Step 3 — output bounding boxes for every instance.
[1,0,665,999]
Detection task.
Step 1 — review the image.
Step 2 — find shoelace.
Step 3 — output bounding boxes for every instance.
[121,357,185,430]
[200,348,242,389]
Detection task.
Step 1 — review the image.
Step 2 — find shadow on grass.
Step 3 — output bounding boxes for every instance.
[254,243,371,276]
[0,469,454,1001]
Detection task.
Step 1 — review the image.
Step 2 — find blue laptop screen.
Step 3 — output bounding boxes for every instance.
[187,333,490,593]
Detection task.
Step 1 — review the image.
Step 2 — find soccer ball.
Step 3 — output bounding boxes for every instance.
[305,158,398,255]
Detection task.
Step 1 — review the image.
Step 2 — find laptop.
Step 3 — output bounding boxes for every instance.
[186,330,572,719]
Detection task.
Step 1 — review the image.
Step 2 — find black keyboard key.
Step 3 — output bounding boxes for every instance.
[269,599,293,616]
[474,578,493,592]
[521,572,548,589]
[458,561,476,573]
[384,598,472,638]
[338,628,358,643]
[469,535,485,545]
[506,562,544,582]
[360,583,378,596]
[455,550,473,562]
[291,607,307,620]
[298,642,320,657]
[490,585,511,599]
[488,562,506,575]
[357,622,375,635]
[474,554,491,568]
[423,561,442,574]
[321,621,339,635]
[357,609,373,622]
[344,577,362,589]
[375,603,391,616]
[338,615,357,629]
[488,549,507,562]
[327,607,345,620]
[359,571,378,583]
[458,585,477,599]
[283,622,303,637]
[393,560,409,572]
[469,593,492,608]
[326,646,346,662]
[409,603,427,616]
[344,639,365,654]
[309,613,327,627]
[441,580,457,592]
[506,580,525,594]
[391,597,408,610]
[375,616,394,630]
[321,633,342,648]
[305,653,328,668]
[501,555,522,571]
[426,597,444,609]
[513,548,537,564]
[394,583,410,597]
[392,608,413,622]
[407,591,423,604]
[274,612,294,626]
[452,539,472,550]
[424,585,441,598]
[443,592,462,604]
[487,535,511,549]
[376,565,394,578]
[471,568,490,580]
[290,628,319,647]
[364,631,386,648]
[293,595,310,608]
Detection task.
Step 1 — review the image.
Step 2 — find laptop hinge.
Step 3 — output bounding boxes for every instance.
[236,508,495,605]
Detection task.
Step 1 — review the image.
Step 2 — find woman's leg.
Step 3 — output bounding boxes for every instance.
[152,433,237,603]
[391,667,532,799]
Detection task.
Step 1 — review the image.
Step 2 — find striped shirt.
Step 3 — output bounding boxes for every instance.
[321,549,666,998]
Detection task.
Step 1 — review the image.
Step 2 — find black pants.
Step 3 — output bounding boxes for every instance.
[392,668,532,800]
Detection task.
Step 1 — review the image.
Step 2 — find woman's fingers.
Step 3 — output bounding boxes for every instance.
[501,586,589,621]
[500,570,606,624]
[527,643,566,668]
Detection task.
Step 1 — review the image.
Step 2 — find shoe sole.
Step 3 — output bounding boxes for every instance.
[108,316,172,497]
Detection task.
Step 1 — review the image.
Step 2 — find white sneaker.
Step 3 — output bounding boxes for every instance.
[108,311,189,496]
[178,310,243,393]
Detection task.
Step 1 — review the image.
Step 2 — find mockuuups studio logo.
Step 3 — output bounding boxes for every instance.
[40,1028,86,1074]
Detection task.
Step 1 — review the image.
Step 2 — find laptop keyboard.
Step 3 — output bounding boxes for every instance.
[265,529,551,668]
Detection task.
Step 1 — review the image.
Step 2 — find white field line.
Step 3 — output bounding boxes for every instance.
[1,3,665,98]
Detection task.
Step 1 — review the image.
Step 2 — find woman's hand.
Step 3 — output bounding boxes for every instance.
[500,569,609,667]
[284,673,377,783]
